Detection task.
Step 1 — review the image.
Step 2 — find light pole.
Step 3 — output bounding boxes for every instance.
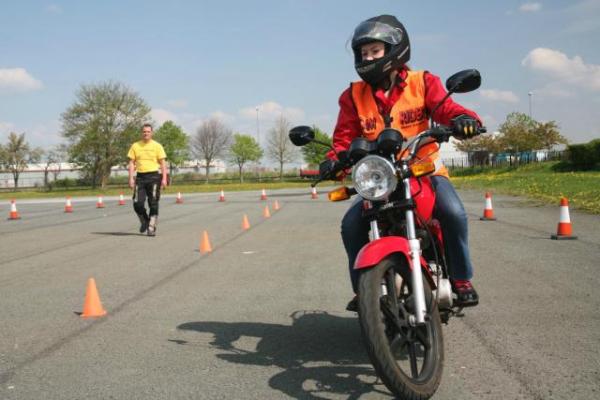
[528,91,533,119]
[256,106,261,182]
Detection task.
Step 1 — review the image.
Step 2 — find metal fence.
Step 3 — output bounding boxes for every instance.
[443,150,567,170]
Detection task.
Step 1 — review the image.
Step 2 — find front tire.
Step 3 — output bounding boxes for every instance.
[358,256,444,399]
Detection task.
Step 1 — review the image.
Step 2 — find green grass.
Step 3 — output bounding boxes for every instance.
[451,162,600,214]
[0,180,334,201]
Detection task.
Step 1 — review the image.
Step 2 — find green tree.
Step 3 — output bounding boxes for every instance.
[497,112,538,154]
[192,118,231,183]
[61,81,150,188]
[266,115,298,179]
[532,121,568,150]
[0,132,43,189]
[228,134,263,183]
[301,126,332,167]
[154,120,190,183]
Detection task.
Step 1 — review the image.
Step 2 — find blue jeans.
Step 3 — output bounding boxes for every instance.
[341,175,473,293]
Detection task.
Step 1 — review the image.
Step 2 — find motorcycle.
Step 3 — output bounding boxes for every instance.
[289,69,486,399]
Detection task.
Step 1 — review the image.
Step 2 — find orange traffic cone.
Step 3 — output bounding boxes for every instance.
[64,196,73,213]
[273,200,280,211]
[551,197,577,240]
[242,214,251,230]
[480,192,496,221]
[311,187,318,199]
[8,199,20,220]
[200,230,212,254]
[218,189,225,202]
[81,278,107,318]
[263,205,271,218]
[176,192,183,204]
[96,195,105,209]
[260,189,267,201]
[118,192,126,206]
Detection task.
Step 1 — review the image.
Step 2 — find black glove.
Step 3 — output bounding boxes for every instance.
[319,159,339,180]
[452,115,480,139]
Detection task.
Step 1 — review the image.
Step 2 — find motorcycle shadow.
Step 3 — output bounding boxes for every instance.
[175,310,393,399]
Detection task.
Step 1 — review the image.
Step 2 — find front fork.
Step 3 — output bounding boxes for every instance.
[365,176,427,325]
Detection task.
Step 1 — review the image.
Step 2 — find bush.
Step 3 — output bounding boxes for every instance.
[564,140,600,170]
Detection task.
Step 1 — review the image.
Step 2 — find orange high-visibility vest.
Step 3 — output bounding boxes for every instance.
[350,70,448,177]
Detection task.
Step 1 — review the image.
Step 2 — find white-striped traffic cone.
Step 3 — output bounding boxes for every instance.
[551,197,577,240]
[176,192,183,204]
[8,199,20,220]
[480,192,496,221]
[118,192,126,206]
[96,195,105,209]
[260,189,267,201]
[311,187,318,199]
[64,196,73,213]
[218,189,225,202]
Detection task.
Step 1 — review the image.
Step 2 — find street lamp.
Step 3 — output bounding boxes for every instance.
[256,106,261,182]
[528,91,533,119]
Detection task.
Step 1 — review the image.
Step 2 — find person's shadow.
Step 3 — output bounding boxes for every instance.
[174,311,393,399]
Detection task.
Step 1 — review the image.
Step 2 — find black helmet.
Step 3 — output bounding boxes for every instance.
[351,15,410,87]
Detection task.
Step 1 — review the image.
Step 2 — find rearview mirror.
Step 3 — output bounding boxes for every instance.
[289,125,315,146]
[445,69,481,94]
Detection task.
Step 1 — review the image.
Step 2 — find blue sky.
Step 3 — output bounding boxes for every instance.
[1,0,599,152]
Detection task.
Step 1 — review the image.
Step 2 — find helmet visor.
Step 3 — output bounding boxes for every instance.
[352,21,404,48]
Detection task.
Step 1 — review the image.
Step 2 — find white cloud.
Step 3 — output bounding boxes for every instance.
[519,2,542,12]
[239,101,305,123]
[522,47,600,91]
[0,68,43,91]
[480,89,519,103]
[166,99,188,109]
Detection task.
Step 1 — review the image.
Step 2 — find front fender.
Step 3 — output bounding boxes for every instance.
[354,236,435,288]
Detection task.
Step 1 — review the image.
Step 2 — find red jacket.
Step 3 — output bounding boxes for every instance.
[328,69,481,160]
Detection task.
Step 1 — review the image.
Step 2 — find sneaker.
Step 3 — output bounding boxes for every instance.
[147,216,157,237]
[138,215,149,233]
[346,295,358,312]
[452,279,479,307]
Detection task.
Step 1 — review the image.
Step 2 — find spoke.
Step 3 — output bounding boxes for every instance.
[408,342,420,378]
[416,325,431,350]
[390,333,408,352]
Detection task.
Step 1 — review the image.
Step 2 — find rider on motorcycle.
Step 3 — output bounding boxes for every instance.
[324,15,482,312]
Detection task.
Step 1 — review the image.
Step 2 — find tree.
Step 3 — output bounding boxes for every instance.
[228,134,263,183]
[266,115,298,179]
[301,126,332,167]
[192,118,231,183]
[61,81,150,188]
[42,144,67,189]
[154,120,190,183]
[0,132,43,189]
[532,121,568,150]
[497,112,538,154]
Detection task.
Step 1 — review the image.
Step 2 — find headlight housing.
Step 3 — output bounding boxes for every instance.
[352,155,397,201]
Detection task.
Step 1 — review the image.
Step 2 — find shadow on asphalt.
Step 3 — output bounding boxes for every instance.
[174,310,392,399]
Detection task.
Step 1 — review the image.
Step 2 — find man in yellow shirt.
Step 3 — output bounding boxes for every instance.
[127,123,168,236]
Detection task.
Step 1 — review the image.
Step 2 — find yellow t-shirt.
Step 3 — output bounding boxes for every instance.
[127,140,167,173]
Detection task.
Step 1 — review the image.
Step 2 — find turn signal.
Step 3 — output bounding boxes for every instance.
[410,161,435,177]
[328,187,351,202]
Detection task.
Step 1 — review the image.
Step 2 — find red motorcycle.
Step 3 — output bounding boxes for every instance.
[289,69,486,399]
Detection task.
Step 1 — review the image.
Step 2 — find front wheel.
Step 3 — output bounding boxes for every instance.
[357,256,444,399]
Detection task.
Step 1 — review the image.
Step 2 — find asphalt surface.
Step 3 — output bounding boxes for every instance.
[0,188,599,399]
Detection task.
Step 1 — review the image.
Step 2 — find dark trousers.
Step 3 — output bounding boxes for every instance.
[341,175,473,293]
[133,172,162,219]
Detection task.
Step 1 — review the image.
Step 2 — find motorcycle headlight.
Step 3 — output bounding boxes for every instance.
[352,155,397,201]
